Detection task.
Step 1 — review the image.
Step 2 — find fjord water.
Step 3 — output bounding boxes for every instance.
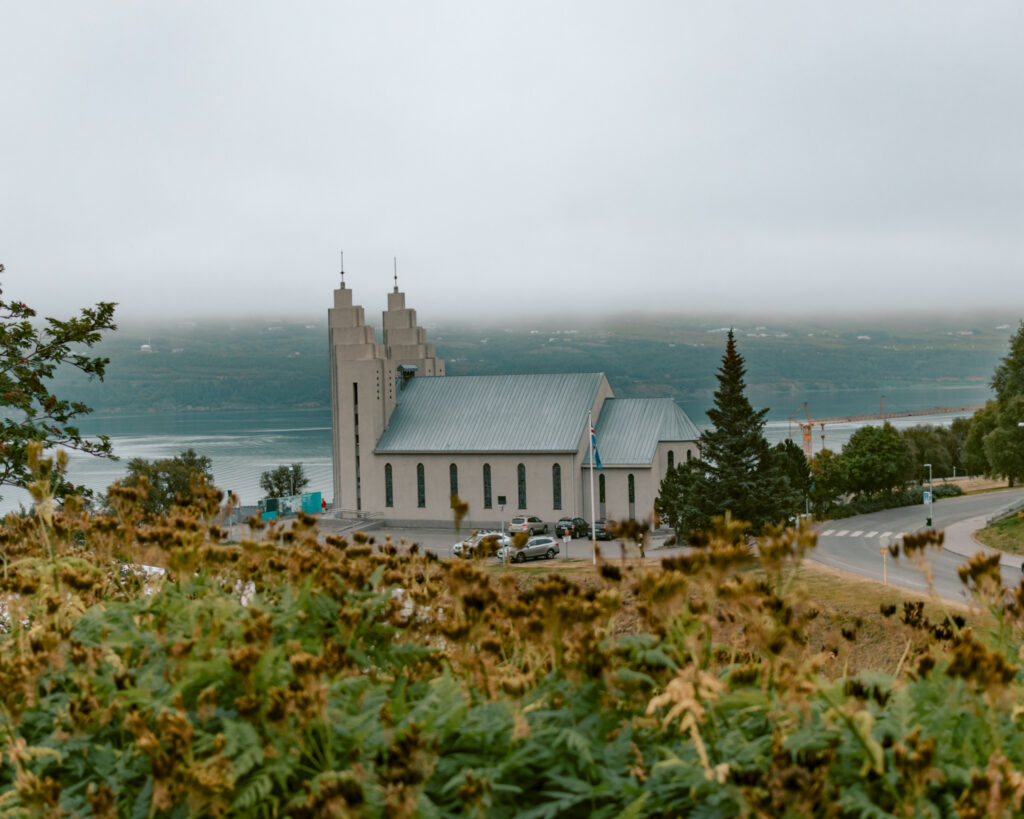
[0,383,991,516]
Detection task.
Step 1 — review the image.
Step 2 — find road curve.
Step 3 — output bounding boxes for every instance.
[809,489,1024,603]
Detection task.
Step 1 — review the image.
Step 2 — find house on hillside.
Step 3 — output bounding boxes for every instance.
[328,276,699,528]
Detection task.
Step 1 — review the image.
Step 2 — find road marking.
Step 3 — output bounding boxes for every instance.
[850,530,864,537]
[880,531,892,538]
[865,531,878,537]
[821,529,836,536]
[835,530,849,536]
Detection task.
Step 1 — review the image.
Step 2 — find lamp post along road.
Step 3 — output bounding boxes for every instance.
[924,463,933,528]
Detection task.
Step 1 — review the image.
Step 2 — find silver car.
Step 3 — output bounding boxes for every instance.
[498,535,560,563]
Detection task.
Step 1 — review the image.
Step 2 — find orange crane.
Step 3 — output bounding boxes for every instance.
[788,397,984,459]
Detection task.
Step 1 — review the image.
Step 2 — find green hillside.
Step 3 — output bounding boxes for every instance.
[54,313,1014,415]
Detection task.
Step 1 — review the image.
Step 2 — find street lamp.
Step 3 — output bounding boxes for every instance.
[924,463,933,528]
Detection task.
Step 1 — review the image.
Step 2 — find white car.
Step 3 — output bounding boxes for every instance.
[451,531,510,558]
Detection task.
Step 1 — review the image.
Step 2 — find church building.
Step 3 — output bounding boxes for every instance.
[329,273,700,529]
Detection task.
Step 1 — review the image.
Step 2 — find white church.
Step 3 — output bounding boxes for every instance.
[329,273,700,529]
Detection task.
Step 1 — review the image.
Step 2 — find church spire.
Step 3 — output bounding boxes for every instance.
[393,256,399,293]
[339,251,346,289]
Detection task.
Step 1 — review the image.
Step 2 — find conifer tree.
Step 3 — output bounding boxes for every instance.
[657,329,786,538]
[700,329,777,528]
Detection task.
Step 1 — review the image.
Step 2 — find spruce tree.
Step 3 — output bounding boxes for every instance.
[700,329,777,529]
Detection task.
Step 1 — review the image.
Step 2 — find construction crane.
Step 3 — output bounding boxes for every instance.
[788,397,985,459]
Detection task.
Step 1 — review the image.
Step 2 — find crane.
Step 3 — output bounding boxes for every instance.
[788,397,984,459]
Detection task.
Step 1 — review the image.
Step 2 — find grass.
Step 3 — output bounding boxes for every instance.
[488,553,985,677]
[975,511,1024,555]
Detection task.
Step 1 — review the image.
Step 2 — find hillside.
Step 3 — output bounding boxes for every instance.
[53,313,1014,416]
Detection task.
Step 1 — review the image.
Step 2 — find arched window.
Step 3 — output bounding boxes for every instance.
[417,463,425,508]
[686,449,693,462]
[598,473,606,517]
[483,464,492,509]
[552,463,562,510]
[667,450,674,469]
[384,463,393,508]
[628,473,636,520]
[449,463,459,498]
[517,463,527,509]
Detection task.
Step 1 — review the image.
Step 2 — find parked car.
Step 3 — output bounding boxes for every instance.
[588,519,611,540]
[508,515,547,535]
[451,531,510,558]
[555,516,588,538]
[497,535,561,563]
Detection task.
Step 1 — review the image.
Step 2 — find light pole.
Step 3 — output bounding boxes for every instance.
[924,463,933,528]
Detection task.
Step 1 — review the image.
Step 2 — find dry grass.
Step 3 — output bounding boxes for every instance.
[493,555,986,677]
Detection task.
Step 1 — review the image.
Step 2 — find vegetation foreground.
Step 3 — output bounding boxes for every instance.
[2,470,1024,817]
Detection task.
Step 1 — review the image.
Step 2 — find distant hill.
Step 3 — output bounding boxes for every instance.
[55,313,1014,418]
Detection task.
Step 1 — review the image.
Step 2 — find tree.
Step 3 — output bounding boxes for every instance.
[700,329,777,529]
[0,265,117,498]
[120,449,214,518]
[982,395,1024,487]
[842,423,909,497]
[808,448,848,514]
[260,463,309,498]
[899,424,958,484]
[767,438,811,520]
[963,402,998,477]
[656,329,783,538]
[991,320,1024,403]
[655,460,714,539]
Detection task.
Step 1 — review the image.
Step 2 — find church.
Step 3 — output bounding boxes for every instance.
[329,273,700,529]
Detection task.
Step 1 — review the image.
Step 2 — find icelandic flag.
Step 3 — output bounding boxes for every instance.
[590,424,603,470]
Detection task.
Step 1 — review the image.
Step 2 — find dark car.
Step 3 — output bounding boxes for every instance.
[588,519,611,540]
[555,516,588,538]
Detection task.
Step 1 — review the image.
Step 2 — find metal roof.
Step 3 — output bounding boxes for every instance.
[375,373,606,453]
[583,398,700,466]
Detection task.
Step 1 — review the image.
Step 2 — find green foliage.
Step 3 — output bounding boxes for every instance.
[809,448,848,513]
[120,448,214,518]
[655,460,713,539]
[259,462,310,498]
[982,395,1024,488]
[0,455,1022,816]
[991,320,1024,403]
[0,266,116,499]
[657,330,788,539]
[842,423,909,497]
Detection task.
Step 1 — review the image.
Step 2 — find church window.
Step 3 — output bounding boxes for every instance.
[449,463,459,498]
[385,464,393,507]
[687,449,693,462]
[517,464,527,509]
[552,463,562,510]
[628,473,636,520]
[599,473,606,518]
[417,463,425,508]
[483,464,492,509]
[668,450,674,469]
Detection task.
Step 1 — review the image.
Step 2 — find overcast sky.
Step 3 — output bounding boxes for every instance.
[3,3,1023,322]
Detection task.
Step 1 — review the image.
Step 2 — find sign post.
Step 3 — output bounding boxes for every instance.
[880,546,888,585]
[498,495,507,565]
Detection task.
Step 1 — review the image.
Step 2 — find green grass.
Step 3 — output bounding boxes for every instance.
[974,511,1024,554]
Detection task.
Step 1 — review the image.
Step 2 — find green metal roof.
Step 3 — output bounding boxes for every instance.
[375,373,605,453]
[584,398,700,466]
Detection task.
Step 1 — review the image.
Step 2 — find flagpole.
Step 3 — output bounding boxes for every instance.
[588,410,596,565]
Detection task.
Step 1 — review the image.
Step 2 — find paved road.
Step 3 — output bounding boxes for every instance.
[809,490,1024,603]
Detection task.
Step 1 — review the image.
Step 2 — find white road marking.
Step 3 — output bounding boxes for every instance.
[835,530,849,536]
[850,530,864,537]
[865,531,878,537]
[880,531,892,538]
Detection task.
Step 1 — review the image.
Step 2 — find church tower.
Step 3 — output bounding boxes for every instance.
[328,268,389,512]
[381,271,445,420]
[328,260,446,513]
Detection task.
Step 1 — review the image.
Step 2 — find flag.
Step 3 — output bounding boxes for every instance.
[590,424,603,470]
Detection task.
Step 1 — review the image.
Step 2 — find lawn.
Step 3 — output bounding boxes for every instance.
[974,509,1024,555]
